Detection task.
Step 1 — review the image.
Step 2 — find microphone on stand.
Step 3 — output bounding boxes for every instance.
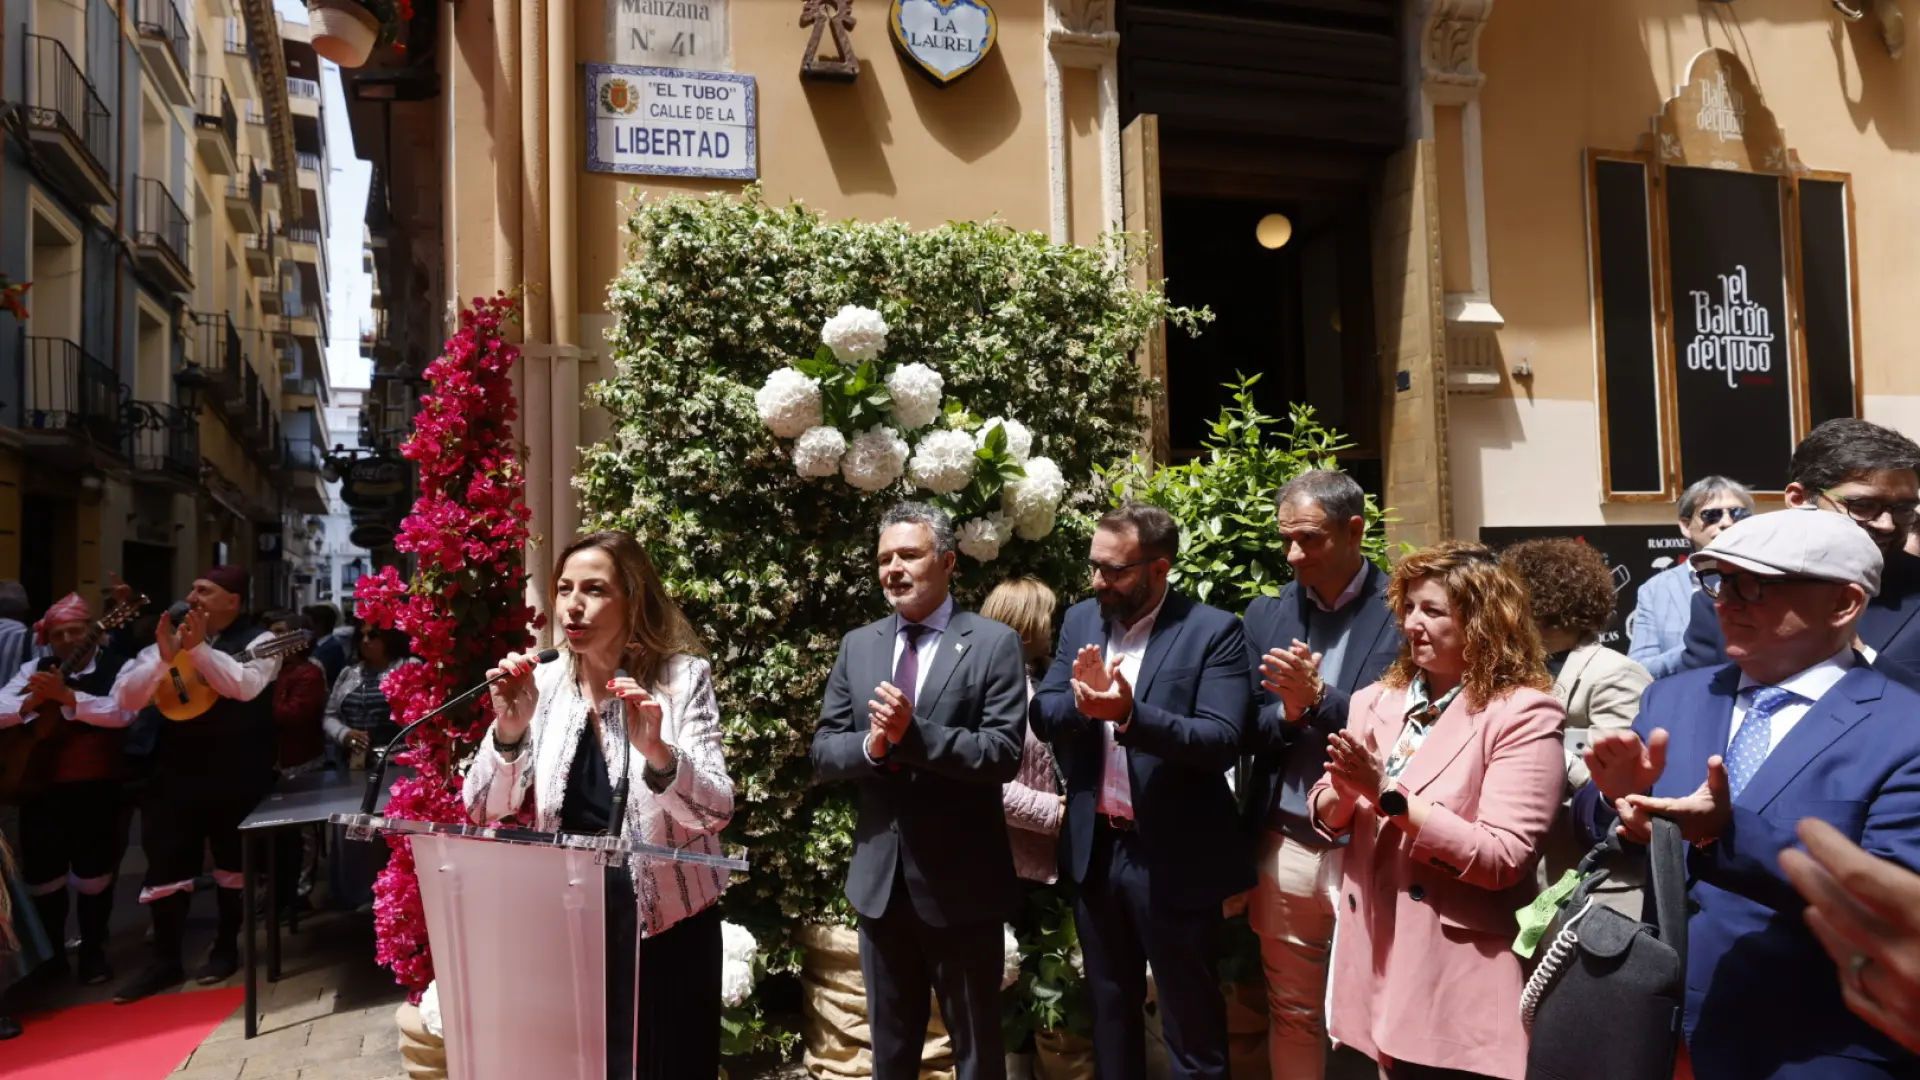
[606,668,633,839]
[358,647,562,815]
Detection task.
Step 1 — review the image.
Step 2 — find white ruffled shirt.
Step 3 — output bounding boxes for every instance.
[462,652,735,938]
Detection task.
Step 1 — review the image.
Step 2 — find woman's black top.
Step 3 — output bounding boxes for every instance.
[560,717,615,834]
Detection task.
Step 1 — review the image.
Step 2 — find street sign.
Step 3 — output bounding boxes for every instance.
[585,63,757,180]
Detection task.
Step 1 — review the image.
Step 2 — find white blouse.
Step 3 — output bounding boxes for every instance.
[462,652,734,937]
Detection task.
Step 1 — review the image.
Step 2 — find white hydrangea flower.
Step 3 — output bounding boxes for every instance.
[753,368,823,439]
[908,428,978,494]
[721,960,756,1008]
[1013,505,1057,541]
[841,425,910,492]
[792,425,847,478]
[1069,947,1084,978]
[974,417,1033,463]
[957,513,1013,562]
[1003,456,1068,523]
[1002,924,1023,990]
[885,362,945,430]
[721,922,759,966]
[419,981,443,1038]
[821,304,889,364]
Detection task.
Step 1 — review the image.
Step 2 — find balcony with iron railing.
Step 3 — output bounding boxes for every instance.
[134,0,192,107]
[124,399,200,485]
[188,310,242,416]
[282,409,328,513]
[287,76,321,101]
[193,76,237,173]
[295,150,322,176]
[227,155,264,236]
[134,178,192,291]
[225,17,249,56]
[14,334,124,459]
[20,34,116,205]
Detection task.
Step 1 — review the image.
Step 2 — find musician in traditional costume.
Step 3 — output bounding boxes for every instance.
[110,566,282,1003]
[0,592,137,987]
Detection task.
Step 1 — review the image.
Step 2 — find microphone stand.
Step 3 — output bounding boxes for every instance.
[359,647,562,815]
[606,667,632,838]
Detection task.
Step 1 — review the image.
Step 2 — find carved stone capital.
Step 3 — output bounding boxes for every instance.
[1047,0,1113,36]
[1421,0,1494,105]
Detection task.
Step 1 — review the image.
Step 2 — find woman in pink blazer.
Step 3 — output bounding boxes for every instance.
[1309,542,1567,1080]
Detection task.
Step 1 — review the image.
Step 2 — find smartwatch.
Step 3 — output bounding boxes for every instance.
[1377,783,1409,818]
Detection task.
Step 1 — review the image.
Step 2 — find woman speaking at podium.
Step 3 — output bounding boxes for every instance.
[465,531,735,1079]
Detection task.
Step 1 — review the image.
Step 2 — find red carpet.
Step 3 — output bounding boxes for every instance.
[0,988,245,1080]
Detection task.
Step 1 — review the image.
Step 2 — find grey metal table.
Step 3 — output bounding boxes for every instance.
[237,769,396,1038]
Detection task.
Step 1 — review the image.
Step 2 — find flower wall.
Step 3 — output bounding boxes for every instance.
[577,193,1195,1037]
[353,294,539,994]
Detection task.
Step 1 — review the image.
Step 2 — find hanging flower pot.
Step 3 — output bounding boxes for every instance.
[307,0,381,67]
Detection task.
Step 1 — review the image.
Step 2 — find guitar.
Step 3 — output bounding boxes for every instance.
[155,629,313,722]
[0,592,149,804]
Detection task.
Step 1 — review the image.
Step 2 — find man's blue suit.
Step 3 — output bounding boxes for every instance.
[1574,661,1920,1079]
[1032,589,1252,1080]
[1678,548,1920,693]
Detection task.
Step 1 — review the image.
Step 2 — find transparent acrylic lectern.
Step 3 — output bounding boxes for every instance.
[331,813,748,1080]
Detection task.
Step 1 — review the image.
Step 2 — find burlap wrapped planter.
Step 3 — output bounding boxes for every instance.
[395,1002,448,1080]
[1032,1029,1095,1080]
[799,922,955,1079]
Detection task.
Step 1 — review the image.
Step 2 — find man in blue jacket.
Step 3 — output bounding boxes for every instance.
[1677,419,1920,692]
[1033,502,1252,1080]
[1240,469,1400,1080]
[1579,508,1920,1078]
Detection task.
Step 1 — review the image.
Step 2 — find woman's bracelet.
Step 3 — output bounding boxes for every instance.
[493,729,525,758]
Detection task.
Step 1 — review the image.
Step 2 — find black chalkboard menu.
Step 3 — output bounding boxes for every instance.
[1592,158,1664,495]
[1799,178,1858,427]
[1664,166,1794,492]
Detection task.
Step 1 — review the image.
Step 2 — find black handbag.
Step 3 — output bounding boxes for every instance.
[1522,817,1689,1080]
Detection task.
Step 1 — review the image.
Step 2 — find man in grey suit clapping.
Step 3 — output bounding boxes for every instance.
[811,502,1030,1080]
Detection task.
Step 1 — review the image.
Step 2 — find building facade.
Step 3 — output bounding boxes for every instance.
[0,0,334,615]
[344,0,1920,616]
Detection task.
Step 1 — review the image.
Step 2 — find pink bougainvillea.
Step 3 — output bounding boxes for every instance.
[354,293,540,995]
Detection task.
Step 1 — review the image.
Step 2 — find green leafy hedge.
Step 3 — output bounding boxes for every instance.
[577,190,1196,972]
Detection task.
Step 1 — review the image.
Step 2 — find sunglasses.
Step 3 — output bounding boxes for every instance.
[1698,569,1829,605]
[1696,507,1753,528]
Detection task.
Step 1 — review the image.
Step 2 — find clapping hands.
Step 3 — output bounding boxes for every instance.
[866,682,912,760]
[1071,644,1133,723]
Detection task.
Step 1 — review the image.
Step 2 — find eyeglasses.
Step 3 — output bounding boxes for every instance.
[1087,557,1157,579]
[1820,490,1920,528]
[1698,569,1830,604]
[1696,507,1753,528]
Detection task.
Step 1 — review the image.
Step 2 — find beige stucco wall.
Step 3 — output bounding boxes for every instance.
[569,0,1058,312]
[1456,0,1920,533]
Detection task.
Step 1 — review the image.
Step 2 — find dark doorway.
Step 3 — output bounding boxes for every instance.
[1160,195,1380,481]
[121,541,176,611]
[19,494,60,615]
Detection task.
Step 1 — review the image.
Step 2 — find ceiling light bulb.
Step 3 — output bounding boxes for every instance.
[1256,213,1293,250]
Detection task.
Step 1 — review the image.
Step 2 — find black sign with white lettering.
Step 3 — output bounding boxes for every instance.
[1665,166,1794,492]
[1481,525,1693,655]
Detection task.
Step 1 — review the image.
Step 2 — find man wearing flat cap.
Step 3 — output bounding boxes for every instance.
[110,566,283,1003]
[1578,510,1920,1079]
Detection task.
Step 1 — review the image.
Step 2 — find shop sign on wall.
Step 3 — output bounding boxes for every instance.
[608,0,731,71]
[1664,162,1793,489]
[585,64,757,180]
[890,0,997,84]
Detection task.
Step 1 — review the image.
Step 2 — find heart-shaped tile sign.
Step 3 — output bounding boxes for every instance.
[890,0,998,85]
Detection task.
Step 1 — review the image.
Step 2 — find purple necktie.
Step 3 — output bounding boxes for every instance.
[894,623,929,712]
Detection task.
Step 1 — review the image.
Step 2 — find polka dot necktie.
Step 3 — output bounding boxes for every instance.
[1727,685,1800,799]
